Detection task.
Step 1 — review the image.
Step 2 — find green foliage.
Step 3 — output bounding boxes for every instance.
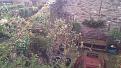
[72,23,81,34]
[106,55,119,68]
[19,7,38,18]
[30,36,50,49]
[15,35,30,55]
[2,13,12,20]
[28,55,51,68]
[0,25,4,32]
[0,5,13,20]
[82,19,105,28]
[0,3,53,68]
[0,44,12,68]
[35,16,45,23]
[0,52,51,68]
[0,43,50,68]
[0,4,30,20]
[109,28,121,40]
[0,25,10,42]
[33,14,49,24]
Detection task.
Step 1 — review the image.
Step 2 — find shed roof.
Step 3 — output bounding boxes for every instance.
[83,56,101,67]
[83,38,107,46]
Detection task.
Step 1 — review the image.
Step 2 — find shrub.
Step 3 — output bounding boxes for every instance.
[82,19,105,28]
[72,23,81,34]
[15,35,30,55]
[19,8,33,18]
[109,28,121,40]
[0,25,4,32]
[30,36,50,53]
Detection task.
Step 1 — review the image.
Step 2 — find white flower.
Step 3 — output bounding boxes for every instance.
[47,0,56,4]
[0,19,8,25]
